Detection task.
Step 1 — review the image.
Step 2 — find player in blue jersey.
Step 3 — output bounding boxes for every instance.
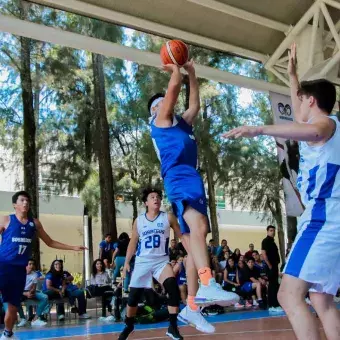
[0,191,86,339]
[148,60,239,332]
[223,43,340,340]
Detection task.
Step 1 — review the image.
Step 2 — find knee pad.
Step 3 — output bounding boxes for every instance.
[163,277,180,307]
[127,288,144,307]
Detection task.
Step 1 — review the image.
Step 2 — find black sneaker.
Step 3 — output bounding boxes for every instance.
[166,325,183,340]
[118,325,134,340]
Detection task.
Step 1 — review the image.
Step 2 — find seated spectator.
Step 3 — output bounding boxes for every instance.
[169,239,181,261]
[239,257,266,309]
[112,232,130,290]
[216,239,231,261]
[208,239,217,256]
[170,259,177,267]
[253,250,268,281]
[99,233,114,269]
[173,256,187,304]
[244,243,255,260]
[43,260,90,320]
[88,259,115,320]
[14,259,49,327]
[211,255,223,284]
[223,257,240,292]
[232,248,241,263]
[239,255,245,263]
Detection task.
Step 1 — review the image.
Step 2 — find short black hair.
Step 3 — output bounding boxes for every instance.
[247,257,255,263]
[209,239,214,243]
[267,225,276,231]
[105,233,112,238]
[118,232,129,241]
[252,250,259,255]
[147,93,165,113]
[141,187,163,203]
[27,258,36,265]
[12,191,31,204]
[297,79,336,114]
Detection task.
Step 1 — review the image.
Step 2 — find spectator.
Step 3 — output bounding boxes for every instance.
[239,257,266,309]
[89,259,115,320]
[239,255,245,263]
[223,257,240,292]
[43,260,90,320]
[112,232,130,289]
[244,244,255,260]
[170,259,177,267]
[216,239,231,261]
[232,248,241,263]
[177,240,187,256]
[261,225,282,312]
[208,239,217,256]
[253,251,268,281]
[13,259,49,327]
[99,233,114,268]
[168,239,181,261]
[173,256,187,304]
[211,255,223,284]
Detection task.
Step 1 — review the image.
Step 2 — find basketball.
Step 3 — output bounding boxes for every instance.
[160,40,189,67]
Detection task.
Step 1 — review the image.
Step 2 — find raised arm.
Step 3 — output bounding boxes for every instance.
[35,219,85,251]
[182,60,200,125]
[155,64,182,127]
[288,43,303,123]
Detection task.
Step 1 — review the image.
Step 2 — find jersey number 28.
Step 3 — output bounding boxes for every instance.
[145,235,161,249]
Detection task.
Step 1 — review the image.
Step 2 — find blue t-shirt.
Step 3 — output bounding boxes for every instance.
[0,214,36,266]
[150,115,198,178]
[99,240,114,258]
[43,272,63,291]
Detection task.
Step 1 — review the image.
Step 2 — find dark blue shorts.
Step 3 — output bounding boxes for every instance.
[241,282,254,293]
[0,263,26,307]
[164,169,210,234]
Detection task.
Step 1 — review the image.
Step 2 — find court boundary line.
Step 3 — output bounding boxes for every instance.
[33,315,287,340]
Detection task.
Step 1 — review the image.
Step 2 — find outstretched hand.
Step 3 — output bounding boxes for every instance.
[73,245,87,251]
[162,63,180,73]
[288,42,297,76]
[222,126,262,139]
[183,58,195,74]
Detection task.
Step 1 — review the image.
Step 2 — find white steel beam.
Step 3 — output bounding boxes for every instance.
[28,0,267,62]
[0,14,290,95]
[309,8,320,67]
[320,2,340,51]
[186,0,290,32]
[265,0,320,69]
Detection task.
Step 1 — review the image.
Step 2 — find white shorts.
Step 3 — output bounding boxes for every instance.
[283,212,340,296]
[129,255,169,288]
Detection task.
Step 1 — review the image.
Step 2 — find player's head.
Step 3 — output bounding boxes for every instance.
[227,256,235,267]
[27,258,36,272]
[297,79,336,121]
[142,187,163,212]
[105,233,112,242]
[267,225,276,237]
[246,257,255,269]
[147,93,165,118]
[12,191,31,214]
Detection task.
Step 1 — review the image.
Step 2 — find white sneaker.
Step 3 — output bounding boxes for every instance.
[58,314,65,321]
[31,318,47,327]
[234,302,244,309]
[195,278,239,307]
[1,333,19,339]
[79,313,91,319]
[269,306,284,313]
[17,318,27,327]
[252,300,259,307]
[105,315,116,322]
[178,306,215,334]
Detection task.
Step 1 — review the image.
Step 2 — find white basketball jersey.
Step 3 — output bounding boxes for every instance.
[136,211,170,258]
[297,116,340,208]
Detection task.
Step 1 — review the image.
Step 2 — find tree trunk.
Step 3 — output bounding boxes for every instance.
[19,0,40,268]
[202,104,219,243]
[92,53,117,240]
[286,216,298,247]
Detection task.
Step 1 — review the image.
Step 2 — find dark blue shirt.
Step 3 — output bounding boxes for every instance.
[43,272,63,291]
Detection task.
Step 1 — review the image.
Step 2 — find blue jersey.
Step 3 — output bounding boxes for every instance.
[0,214,36,266]
[150,115,198,178]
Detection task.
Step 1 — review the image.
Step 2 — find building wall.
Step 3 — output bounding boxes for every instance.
[0,191,272,274]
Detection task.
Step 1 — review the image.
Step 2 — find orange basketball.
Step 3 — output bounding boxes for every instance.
[160,40,189,67]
